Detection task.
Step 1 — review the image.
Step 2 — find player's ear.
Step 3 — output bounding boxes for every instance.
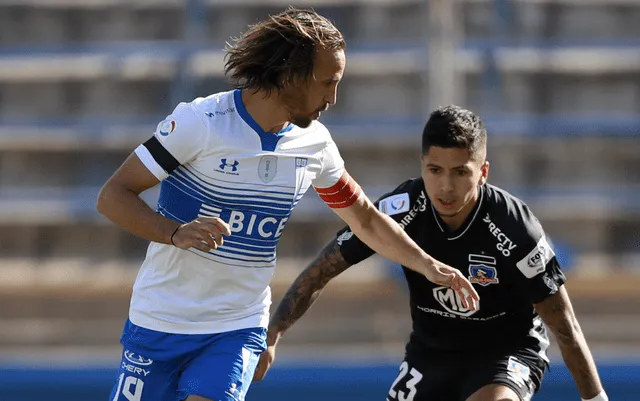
[479,161,490,185]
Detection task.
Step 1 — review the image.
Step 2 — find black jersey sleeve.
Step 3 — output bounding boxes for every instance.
[337,178,423,265]
[504,203,567,304]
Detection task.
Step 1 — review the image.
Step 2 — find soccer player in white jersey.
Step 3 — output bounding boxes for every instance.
[97,7,479,401]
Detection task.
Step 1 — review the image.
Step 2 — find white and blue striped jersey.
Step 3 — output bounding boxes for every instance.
[131,89,346,334]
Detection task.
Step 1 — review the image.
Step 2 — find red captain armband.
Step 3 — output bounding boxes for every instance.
[315,171,362,209]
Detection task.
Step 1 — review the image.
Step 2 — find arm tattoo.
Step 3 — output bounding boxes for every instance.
[535,287,604,398]
[270,239,352,334]
[535,289,575,341]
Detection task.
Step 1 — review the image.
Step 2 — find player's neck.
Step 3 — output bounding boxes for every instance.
[241,89,290,133]
[439,187,481,231]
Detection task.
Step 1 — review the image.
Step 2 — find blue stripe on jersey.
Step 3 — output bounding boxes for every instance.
[158,206,187,224]
[218,240,276,255]
[221,233,279,248]
[157,181,291,245]
[156,158,308,268]
[157,180,202,223]
[192,248,275,267]
[223,238,276,252]
[183,166,296,192]
[187,250,274,268]
[165,176,294,216]
[214,246,276,260]
[176,168,296,206]
[234,89,293,152]
[157,180,297,238]
[183,166,297,195]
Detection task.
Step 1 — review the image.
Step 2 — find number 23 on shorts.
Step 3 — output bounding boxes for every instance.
[387,361,424,401]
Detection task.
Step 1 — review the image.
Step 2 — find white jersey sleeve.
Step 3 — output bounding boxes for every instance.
[312,139,345,189]
[134,102,208,181]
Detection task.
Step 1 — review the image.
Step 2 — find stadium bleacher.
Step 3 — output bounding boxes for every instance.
[0,0,639,355]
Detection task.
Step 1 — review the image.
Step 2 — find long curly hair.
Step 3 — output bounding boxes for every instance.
[224,6,346,95]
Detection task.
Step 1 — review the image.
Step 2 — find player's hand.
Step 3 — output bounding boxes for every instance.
[252,344,276,382]
[170,217,231,252]
[425,261,480,311]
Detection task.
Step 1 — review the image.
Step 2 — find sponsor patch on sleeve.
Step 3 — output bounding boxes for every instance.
[156,118,177,137]
[378,193,410,216]
[516,235,555,278]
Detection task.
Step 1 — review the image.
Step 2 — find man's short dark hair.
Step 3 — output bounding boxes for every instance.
[421,105,487,160]
[224,6,346,96]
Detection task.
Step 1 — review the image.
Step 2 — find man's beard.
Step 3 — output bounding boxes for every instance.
[291,114,314,128]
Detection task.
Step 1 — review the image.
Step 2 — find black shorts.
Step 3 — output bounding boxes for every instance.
[385,348,546,401]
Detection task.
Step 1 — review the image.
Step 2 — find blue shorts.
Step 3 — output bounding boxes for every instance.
[108,319,267,401]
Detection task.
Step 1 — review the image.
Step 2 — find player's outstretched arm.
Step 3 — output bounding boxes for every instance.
[253,239,352,382]
[322,186,479,312]
[268,240,352,343]
[96,153,230,252]
[534,286,608,401]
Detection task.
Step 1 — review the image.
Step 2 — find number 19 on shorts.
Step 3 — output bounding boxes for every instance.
[113,373,145,401]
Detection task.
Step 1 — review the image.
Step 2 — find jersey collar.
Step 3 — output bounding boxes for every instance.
[431,184,485,241]
[233,89,294,152]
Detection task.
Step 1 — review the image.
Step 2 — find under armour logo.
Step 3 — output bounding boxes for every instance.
[220,158,239,172]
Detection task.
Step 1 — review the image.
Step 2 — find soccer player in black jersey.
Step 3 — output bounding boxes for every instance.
[254,105,608,401]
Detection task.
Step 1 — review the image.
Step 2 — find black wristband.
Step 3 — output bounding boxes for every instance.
[170,226,180,246]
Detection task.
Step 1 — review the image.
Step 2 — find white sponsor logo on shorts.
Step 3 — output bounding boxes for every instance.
[507,356,530,378]
[121,362,151,377]
[124,350,153,366]
[506,356,533,398]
